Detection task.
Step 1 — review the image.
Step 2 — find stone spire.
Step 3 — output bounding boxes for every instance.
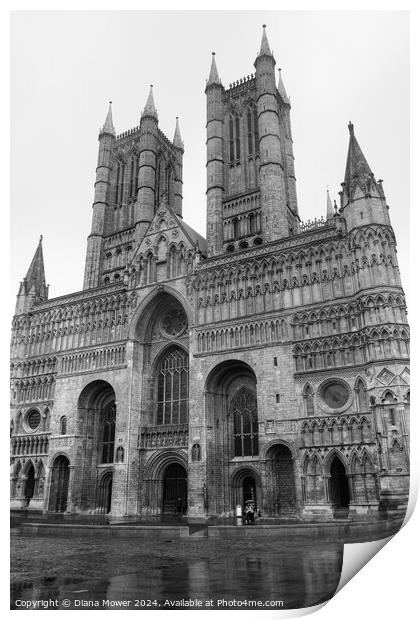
[207,52,222,86]
[343,122,374,200]
[15,236,48,314]
[339,122,390,231]
[142,85,158,120]
[277,68,290,104]
[258,24,273,57]
[173,117,184,150]
[25,235,47,295]
[326,189,334,220]
[100,101,115,136]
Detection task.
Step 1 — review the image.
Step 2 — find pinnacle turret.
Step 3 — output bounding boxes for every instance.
[207,52,222,87]
[258,24,273,57]
[141,85,158,121]
[339,122,390,231]
[326,189,334,220]
[277,68,290,104]
[24,235,47,295]
[254,24,276,76]
[100,101,115,136]
[173,117,184,150]
[16,235,48,313]
[343,122,374,200]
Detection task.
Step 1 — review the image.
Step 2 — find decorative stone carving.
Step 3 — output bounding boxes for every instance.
[265,420,275,434]
[192,443,201,461]
[377,368,395,385]
[160,308,187,338]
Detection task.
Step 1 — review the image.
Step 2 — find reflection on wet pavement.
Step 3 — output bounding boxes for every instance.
[11,544,343,610]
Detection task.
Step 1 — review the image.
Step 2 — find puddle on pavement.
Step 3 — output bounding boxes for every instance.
[11,544,343,610]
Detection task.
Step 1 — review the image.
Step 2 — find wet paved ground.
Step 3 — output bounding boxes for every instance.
[11,532,343,610]
[10,511,401,610]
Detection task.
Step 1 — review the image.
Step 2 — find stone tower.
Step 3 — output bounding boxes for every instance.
[83,90,184,289]
[205,25,300,257]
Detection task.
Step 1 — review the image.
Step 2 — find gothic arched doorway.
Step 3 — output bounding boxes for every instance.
[265,444,297,516]
[48,455,70,513]
[330,456,350,508]
[24,463,35,505]
[243,475,257,510]
[162,463,187,514]
[232,469,260,513]
[97,471,113,514]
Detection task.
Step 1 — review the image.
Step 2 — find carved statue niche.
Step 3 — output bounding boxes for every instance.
[192,443,201,462]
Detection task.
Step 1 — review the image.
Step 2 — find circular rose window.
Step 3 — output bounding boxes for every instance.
[161,308,187,338]
[320,381,350,410]
[27,410,41,430]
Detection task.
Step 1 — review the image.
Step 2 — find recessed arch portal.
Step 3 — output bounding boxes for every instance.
[76,380,116,511]
[48,455,70,513]
[329,455,350,508]
[231,467,261,513]
[77,379,116,412]
[129,287,191,343]
[24,461,35,505]
[162,463,187,514]
[265,443,297,516]
[96,470,113,514]
[205,359,258,455]
[142,451,188,516]
[205,359,258,515]
[131,290,190,429]
[78,380,116,466]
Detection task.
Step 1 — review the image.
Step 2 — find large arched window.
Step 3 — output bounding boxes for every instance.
[230,387,258,457]
[101,403,116,463]
[156,347,189,425]
[228,115,241,161]
[246,106,259,155]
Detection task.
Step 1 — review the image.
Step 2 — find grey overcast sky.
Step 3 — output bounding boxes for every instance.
[10,10,409,313]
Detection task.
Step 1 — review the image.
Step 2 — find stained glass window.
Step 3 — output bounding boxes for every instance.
[27,410,40,430]
[321,381,349,409]
[156,348,189,425]
[230,388,258,457]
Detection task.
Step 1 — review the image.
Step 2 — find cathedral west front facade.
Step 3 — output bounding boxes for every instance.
[10,27,410,520]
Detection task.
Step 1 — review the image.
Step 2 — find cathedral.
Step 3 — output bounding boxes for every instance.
[10,26,410,520]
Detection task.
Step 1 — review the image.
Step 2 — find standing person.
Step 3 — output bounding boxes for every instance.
[244,500,255,524]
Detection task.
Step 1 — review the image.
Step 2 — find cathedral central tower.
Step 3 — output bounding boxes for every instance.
[205,25,300,257]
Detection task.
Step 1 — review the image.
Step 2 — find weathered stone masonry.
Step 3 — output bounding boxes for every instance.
[10,26,409,520]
